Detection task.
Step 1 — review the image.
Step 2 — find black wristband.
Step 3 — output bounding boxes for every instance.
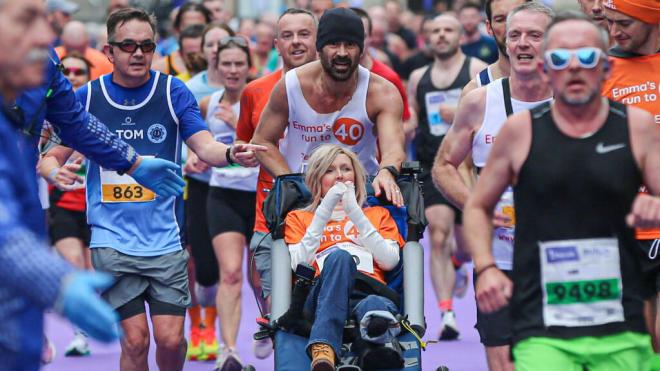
[226,146,234,165]
[475,263,498,276]
[378,165,399,178]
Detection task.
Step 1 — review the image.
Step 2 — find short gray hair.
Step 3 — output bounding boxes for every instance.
[506,2,555,32]
[542,10,609,51]
[278,8,318,28]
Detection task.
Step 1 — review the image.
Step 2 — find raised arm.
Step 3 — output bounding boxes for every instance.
[342,183,400,270]
[35,55,136,172]
[251,78,292,177]
[285,183,347,270]
[433,87,485,209]
[177,81,265,168]
[34,58,184,197]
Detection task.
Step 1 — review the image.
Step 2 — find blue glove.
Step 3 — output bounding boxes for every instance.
[57,272,122,343]
[130,157,185,197]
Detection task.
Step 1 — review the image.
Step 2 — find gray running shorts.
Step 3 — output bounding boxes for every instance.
[91,247,191,313]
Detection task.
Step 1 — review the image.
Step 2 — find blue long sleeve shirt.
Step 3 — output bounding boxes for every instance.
[14,49,139,236]
[0,48,144,370]
[0,100,73,371]
[16,49,138,176]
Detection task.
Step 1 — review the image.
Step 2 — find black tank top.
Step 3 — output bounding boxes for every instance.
[511,100,646,343]
[414,57,472,165]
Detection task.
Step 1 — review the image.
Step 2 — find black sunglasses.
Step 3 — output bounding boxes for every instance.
[110,39,157,53]
[219,36,249,48]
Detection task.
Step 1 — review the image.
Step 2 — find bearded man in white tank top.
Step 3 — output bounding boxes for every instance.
[432,3,555,371]
[252,7,407,208]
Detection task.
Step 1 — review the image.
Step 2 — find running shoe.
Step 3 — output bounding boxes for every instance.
[41,335,56,365]
[186,326,203,361]
[253,337,273,359]
[200,326,219,361]
[453,264,470,299]
[215,345,244,371]
[64,332,90,357]
[439,311,460,341]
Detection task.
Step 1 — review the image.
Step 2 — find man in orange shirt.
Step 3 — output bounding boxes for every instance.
[55,21,113,80]
[234,7,318,359]
[601,0,660,349]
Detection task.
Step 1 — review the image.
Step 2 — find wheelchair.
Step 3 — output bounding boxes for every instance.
[256,162,429,371]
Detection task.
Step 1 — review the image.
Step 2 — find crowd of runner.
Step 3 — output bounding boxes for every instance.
[0,0,657,370]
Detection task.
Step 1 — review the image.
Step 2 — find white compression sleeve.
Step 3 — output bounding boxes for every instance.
[288,183,347,270]
[342,183,400,270]
[346,207,401,271]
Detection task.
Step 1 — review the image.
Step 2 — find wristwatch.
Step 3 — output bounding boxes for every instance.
[226,146,234,165]
[379,165,400,178]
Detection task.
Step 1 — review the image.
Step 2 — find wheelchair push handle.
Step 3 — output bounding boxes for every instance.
[400,161,422,176]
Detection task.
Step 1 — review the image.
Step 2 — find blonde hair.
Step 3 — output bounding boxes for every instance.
[304,144,367,212]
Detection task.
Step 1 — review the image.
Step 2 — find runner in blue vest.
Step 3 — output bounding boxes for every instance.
[41,8,264,371]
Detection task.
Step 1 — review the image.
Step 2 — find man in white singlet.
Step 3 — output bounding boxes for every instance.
[432,3,555,371]
[252,7,406,206]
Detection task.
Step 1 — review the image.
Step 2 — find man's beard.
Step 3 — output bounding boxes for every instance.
[559,88,599,107]
[320,53,359,81]
[496,37,507,58]
[434,44,459,60]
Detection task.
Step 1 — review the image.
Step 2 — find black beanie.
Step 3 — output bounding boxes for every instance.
[316,8,365,53]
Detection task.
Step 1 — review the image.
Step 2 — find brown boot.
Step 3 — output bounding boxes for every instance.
[310,343,335,371]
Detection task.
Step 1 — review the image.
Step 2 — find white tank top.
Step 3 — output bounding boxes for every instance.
[281,65,378,175]
[472,78,553,167]
[206,90,258,191]
[472,78,553,270]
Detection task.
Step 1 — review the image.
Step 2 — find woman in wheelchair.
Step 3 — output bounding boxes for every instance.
[284,144,405,371]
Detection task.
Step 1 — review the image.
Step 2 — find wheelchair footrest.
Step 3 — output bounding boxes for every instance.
[254,315,276,341]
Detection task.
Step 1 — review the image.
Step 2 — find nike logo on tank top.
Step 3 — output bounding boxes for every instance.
[511,100,646,343]
[281,66,378,175]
